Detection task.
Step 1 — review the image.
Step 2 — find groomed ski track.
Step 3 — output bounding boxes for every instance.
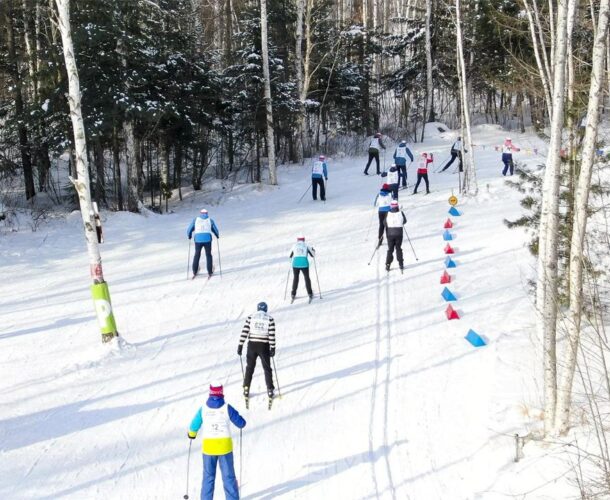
[1,126,543,499]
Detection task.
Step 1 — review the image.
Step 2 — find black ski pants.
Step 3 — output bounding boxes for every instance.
[364,150,380,174]
[378,211,388,244]
[441,151,463,172]
[244,342,274,391]
[386,231,404,266]
[193,241,213,275]
[292,267,313,297]
[389,183,399,200]
[398,165,408,187]
[312,177,326,201]
[413,173,430,194]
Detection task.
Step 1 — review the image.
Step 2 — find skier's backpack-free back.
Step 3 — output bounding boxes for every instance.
[311,155,328,201]
[188,384,246,500]
[238,302,276,400]
[393,141,414,187]
[289,236,315,300]
[187,209,220,278]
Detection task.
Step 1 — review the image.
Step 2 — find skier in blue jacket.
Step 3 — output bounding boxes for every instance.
[311,155,328,201]
[393,141,414,188]
[188,384,246,500]
[187,209,220,278]
[374,184,393,245]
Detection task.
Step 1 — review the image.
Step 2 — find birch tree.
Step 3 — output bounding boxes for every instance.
[55,0,118,343]
[554,0,609,436]
[295,0,305,162]
[536,0,571,435]
[260,0,278,185]
[424,0,434,132]
[455,0,477,196]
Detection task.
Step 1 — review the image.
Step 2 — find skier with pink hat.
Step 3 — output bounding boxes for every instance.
[501,137,520,176]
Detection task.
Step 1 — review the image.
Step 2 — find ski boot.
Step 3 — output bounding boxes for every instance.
[290,293,296,304]
[243,386,250,409]
[385,263,391,272]
[308,294,314,304]
[267,389,274,410]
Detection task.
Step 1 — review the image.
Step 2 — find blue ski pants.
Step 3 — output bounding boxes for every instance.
[193,242,213,275]
[201,452,239,500]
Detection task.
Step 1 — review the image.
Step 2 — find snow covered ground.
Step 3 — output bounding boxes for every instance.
[0,126,576,499]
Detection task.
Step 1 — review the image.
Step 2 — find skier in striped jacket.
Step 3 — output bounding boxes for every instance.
[237,302,276,400]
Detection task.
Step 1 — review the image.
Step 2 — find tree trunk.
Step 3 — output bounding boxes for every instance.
[424,0,433,127]
[112,125,124,211]
[260,0,277,185]
[295,0,305,162]
[536,0,571,436]
[455,0,477,196]
[55,0,118,342]
[124,120,140,213]
[159,134,170,212]
[4,8,36,201]
[554,0,609,436]
[94,139,106,207]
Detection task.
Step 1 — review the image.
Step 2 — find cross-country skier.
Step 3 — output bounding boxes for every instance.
[289,236,315,302]
[440,137,465,172]
[500,137,520,176]
[381,164,400,199]
[238,302,276,407]
[364,133,386,175]
[188,384,246,500]
[187,209,220,278]
[385,201,407,271]
[312,155,328,201]
[413,153,433,194]
[393,140,414,188]
[374,184,392,245]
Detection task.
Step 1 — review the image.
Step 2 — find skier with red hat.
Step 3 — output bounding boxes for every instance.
[364,132,386,175]
[188,384,246,500]
[289,236,316,303]
[374,184,393,245]
[311,155,328,201]
[187,209,220,278]
[384,200,407,272]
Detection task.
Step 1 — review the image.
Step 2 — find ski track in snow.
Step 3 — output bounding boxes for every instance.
[1,124,572,499]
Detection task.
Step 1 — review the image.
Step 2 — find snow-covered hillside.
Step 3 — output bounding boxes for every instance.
[1,127,573,499]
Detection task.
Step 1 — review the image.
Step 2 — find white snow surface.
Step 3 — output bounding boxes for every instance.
[1,126,576,499]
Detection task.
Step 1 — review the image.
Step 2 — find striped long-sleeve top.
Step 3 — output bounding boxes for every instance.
[238,311,276,348]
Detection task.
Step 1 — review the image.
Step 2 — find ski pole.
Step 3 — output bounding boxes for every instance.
[283,266,291,300]
[239,429,243,496]
[403,226,419,261]
[239,354,245,383]
[367,240,381,265]
[186,239,191,280]
[216,238,222,278]
[313,257,322,299]
[297,183,312,203]
[272,357,282,398]
[184,440,192,499]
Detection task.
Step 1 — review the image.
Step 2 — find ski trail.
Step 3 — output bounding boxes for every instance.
[368,250,396,499]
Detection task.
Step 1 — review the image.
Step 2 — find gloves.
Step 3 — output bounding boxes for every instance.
[325,177,328,181]
[270,347,275,357]
[188,432,196,440]
[188,235,192,240]
[237,345,243,356]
